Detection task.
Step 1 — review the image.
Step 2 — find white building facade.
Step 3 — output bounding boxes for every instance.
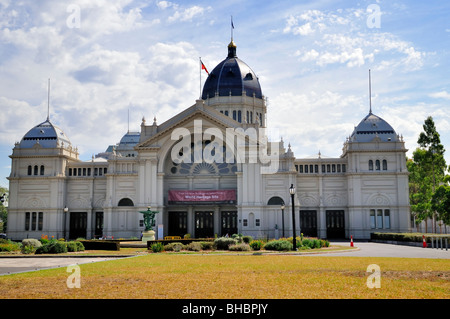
[7,41,411,241]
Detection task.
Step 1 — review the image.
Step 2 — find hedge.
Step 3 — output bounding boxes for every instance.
[370,232,450,243]
[79,240,120,251]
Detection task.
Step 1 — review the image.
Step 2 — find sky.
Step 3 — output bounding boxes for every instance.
[0,0,449,189]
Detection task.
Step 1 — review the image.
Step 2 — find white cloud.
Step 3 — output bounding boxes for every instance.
[429,91,450,100]
[167,5,211,23]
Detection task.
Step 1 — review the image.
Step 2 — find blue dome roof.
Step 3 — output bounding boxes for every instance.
[201,41,263,100]
[20,119,72,148]
[351,112,397,142]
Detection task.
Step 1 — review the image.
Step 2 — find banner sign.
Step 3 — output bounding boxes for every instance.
[168,190,236,204]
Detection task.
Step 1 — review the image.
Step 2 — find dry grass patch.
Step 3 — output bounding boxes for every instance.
[1,255,448,299]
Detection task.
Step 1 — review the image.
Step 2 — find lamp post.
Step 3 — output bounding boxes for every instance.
[281,202,285,238]
[289,184,297,251]
[63,207,68,240]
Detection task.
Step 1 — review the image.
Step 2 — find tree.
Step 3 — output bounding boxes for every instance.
[409,116,447,233]
[431,184,450,233]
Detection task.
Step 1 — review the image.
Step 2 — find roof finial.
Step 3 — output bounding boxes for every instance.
[231,15,234,42]
[47,78,50,121]
[228,17,237,58]
[369,69,372,114]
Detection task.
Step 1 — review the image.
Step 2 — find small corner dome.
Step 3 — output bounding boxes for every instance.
[19,119,72,148]
[201,41,263,100]
[350,112,397,142]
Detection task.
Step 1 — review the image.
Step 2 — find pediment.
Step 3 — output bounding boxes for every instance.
[137,100,243,149]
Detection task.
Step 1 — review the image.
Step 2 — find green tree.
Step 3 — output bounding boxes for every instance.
[431,184,450,232]
[409,116,447,233]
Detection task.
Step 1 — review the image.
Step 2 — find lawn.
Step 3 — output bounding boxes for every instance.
[1,253,448,299]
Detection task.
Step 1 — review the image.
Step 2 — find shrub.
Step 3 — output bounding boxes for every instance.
[229,243,251,251]
[0,240,21,252]
[321,239,330,247]
[164,242,185,252]
[242,236,253,244]
[36,241,68,254]
[214,237,238,250]
[249,240,264,251]
[186,242,202,251]
[75,241,85,251]
[199,241,214,250]
[150,242,164,253]
[22,238,42,249]
[66,242,78,252]
[264,240,293,251]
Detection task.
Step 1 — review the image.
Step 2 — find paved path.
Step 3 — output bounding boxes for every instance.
[319,241,450,259]
[0,257,126,276]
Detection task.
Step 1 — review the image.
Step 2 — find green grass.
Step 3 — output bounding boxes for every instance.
[1,253,448,299]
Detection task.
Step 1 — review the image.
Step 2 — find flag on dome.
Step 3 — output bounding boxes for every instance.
[201,59,209,75]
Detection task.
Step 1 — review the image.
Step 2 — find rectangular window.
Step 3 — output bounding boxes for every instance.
[255,219,260,227]
[243,219,248,227]
[88,168,91,176]
[68,168,72,176]
[309,165,313,173]
[83,168,87,176]
[376,209,383,229]
[38,212,43,231]
[322,164,325,173]
[337,164,341,173]
[327,164,331,173]
[384,209,390,229]
[32,212,37,231]
[370,209,376,229]
[299,165,303,173]
[25,212,30,231]
[342,164,346,172]
[332,164,336,173]
[315,165,319,173]
[305,165,308,173]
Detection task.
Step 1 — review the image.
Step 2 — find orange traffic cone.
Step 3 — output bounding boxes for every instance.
[350,235,354,247]
[422,235,427,248]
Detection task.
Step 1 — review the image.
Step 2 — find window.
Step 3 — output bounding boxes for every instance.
[34,165,38,175]
[28,165,32,175]
[337,164,341,173]
[238,110,242,123]
[342,164,346,172]
[243,219,248,227]
[384,209,390,228]
[315,165,319,173]
[305,165,308,173]
[370,209,390,229]
[118,198,134,206]
[32,212,37,231]
[299,165,303,173]
[38,212,43,231]
[327,164,331,173]
[322,164,325,173]
[375,160,380,171]
[309,165,313,173]
[383,160,387,171]
[233,110,237,121]
[40,165,44,175]
[332,164,336,173]
[68,168,72,176]
[369,160,374,171]
[25,212,30,230]
[255,219,260,227]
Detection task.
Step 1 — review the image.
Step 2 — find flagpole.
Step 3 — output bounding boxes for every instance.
[199,57,201,99]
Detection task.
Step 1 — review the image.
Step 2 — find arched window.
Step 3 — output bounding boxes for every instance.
[34,165,38,175]
[40,165,44,175]
[382,160,387,171]
[118,198,134,206]
[267,196,285,206]
[375,160,380,171]
[28,165,32,175]
[369,160,373,171]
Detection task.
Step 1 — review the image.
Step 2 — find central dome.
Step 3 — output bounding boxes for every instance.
[350,112,397,142]
[201,41,263,100]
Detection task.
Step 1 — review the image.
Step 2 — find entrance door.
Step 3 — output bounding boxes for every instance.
[168,212,187,237]
[300,210,317,237]
[195,211,214,238]
[221,211,237,236]
[326,210,345,239]
[94,212,103,239]
[69,212,87,239]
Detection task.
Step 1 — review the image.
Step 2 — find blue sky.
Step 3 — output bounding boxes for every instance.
[1,0,449,188]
